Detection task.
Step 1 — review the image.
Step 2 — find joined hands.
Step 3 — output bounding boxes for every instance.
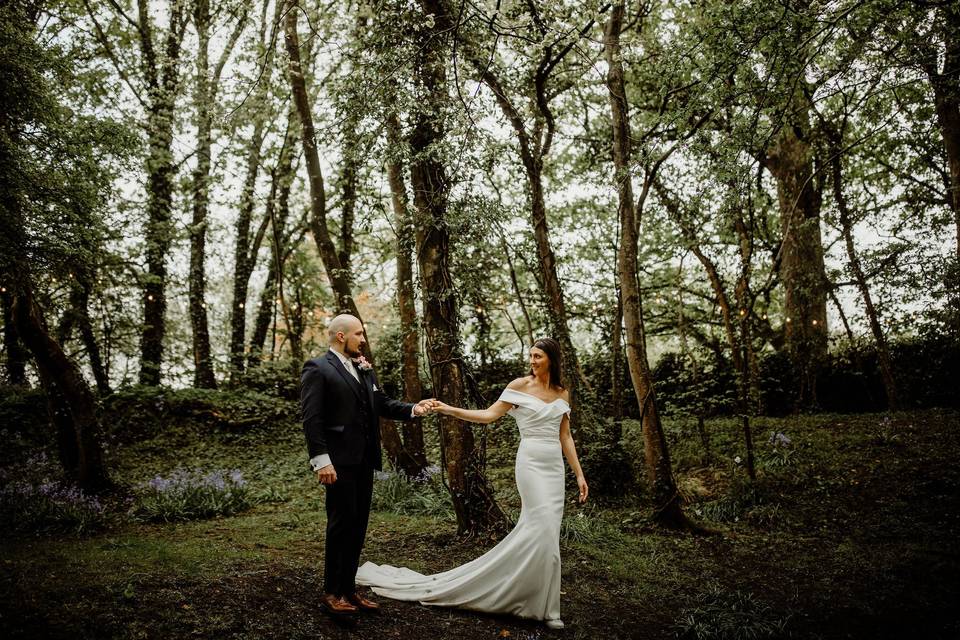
[413,399,451,416]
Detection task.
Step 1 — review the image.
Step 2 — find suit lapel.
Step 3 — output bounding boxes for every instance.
[326,351,363,402]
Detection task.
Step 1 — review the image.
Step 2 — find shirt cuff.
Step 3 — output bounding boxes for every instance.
[410,405,417,418]
[310,454,331,471]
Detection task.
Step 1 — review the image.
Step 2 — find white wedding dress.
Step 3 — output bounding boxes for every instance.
[356,388,568,624]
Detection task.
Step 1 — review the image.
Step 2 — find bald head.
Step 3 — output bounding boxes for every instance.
[328,314,361,344]
[328,314,366,357]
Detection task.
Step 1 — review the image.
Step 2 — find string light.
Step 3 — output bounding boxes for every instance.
[0,286,5,293]
[147,294,154,301]
[739,309,746,317]
[812,319,818,326]
[785,317,791,323]
[239,302,244,309]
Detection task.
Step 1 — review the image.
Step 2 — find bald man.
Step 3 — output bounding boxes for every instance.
[300,314,434,616]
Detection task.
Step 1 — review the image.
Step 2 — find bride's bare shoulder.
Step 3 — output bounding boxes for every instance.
[506,377,531,391]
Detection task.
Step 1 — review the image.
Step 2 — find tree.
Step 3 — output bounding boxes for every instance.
[410,0,505,535]
[84,0,190,386]
[603,1,691,527]
[186,0,246,388]
[0,3,130,490]
[462,3,605,427]
[229,0,285,382]
[384,111,428,477]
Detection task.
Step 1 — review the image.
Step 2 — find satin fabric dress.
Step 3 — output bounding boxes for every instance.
[355,388,568,623]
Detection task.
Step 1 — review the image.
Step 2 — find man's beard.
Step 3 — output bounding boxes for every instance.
[344,344,362,358]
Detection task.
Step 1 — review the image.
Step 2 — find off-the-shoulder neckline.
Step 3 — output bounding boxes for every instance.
[502,388,569,406]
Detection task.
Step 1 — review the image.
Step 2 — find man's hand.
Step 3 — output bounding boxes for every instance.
[413,398,436,417]
[316,464,337,485]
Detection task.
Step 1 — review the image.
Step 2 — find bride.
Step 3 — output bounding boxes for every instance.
[356,338,588,630]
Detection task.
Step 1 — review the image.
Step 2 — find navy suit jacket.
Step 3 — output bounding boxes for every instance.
[300,351,415,471]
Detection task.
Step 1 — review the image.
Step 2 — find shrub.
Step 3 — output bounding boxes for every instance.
[692,475,773,524]
[0,452,107,535]
[370,466,453,518]
[560,506,629,547]
[0,386,49,438]
[237,360,300,400]
[101,386,296,443]
[133,468,253,522]
[674,587,792,639]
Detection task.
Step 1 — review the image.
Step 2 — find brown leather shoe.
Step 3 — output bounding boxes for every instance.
[346,592,380,611]
[320,592,358,615]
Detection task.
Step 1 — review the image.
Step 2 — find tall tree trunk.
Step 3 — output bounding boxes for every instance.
[385,111,427,476]
[12,281,110,491]
[411,0,504,535]
[247,107,299,368]
[137,0,188,386]
[605,2,689,528]
[676,261,709,455]
[56,283,111,395]
[337,111,359,281]
[922,3,960,260]
[827,126,899,409]
[473,60,589,432]
[284,0,400,469]
[501,236,534,346]
[2,288,29,386]
[657,178,756,477]
[611,275,624,438]
[766,108,827,409]
[229,0,281,383]
[188,0,217,389]
[283,1,361,319]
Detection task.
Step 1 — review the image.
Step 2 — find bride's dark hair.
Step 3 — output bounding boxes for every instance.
[530,337,564,389]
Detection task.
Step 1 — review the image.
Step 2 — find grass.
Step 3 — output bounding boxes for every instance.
[1,403,959,639]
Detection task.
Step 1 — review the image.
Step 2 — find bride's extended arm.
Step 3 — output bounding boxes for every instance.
[559,413,589,503]
[432,400,513,424]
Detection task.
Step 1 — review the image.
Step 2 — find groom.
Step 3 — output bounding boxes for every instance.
[300,313,434,615]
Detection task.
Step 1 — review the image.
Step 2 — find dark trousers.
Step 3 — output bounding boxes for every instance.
[323,460,374,596]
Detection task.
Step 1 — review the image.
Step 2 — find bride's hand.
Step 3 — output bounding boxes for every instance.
[577,475,588,503]
[431,400,452,415]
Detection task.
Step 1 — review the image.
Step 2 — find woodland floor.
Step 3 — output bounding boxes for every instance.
[1,405,958,640]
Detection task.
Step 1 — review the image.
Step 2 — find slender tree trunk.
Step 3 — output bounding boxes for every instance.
[188,0,217,389]
[249,262,278,364]
[611,276,624,438]
[501,236,534,345]
[766,108,827,410]
[2,288,29,386]
[605,2,689,528]
[411,0,504,535]
[12,281,110,491]
[229,0,281,383]
[385,111,427,476]
[474,64,589,428]
[137,1,187,387]
[285,2,401,466]
[676,261,709,455]
[922,3,960,260]
[57,283,111,395]
[283,2,361,320]
[337,111,359,281]
[828,128,899,409]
